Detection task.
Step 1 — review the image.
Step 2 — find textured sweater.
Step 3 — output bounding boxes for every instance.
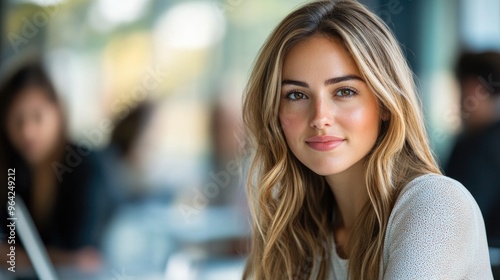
[328,174,493,279]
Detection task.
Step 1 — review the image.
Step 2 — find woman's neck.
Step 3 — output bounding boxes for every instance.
[31,139,67,172]
[325,159,368,230]
[29,140,66,230]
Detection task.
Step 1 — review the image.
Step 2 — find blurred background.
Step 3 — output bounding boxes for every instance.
[0,0,499,279]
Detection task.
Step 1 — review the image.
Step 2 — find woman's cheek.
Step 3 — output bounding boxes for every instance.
[346,105,380,140]
[279,108,302,138]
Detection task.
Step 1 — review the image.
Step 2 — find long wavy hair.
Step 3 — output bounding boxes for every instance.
[241,1,441,279]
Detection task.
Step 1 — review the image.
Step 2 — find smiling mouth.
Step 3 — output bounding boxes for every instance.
[306,139,344,151]
[305,135,345,151]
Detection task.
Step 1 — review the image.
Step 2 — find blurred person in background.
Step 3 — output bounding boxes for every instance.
[209,96,245,206]
[205,96,249,256]
[0,62,112,273]
[445,52,500,248]
[103,102,155,202]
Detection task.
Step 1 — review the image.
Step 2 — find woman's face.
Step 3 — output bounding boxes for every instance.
[6,87,63,165]
[279,35,381,176]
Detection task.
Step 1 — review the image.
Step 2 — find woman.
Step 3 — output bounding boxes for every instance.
[0,62,110,271]
[242,1,493,279]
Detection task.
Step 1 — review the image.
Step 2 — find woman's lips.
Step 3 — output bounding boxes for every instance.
[305,135,345,151]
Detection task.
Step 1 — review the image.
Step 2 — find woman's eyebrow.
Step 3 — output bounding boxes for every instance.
[281,79,309,87]
[282,74,364,88]
[325,74,364,85]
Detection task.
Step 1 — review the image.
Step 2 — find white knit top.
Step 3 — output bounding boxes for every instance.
[328,174,493,279]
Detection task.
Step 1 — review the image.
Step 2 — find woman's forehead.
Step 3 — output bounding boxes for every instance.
[282,36,361,82]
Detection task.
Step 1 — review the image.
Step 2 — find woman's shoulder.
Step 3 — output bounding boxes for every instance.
[395,173,477,210]
[382,174,492,278]
[386,173,484,235]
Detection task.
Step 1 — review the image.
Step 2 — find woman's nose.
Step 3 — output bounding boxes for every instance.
[310,97,333,129]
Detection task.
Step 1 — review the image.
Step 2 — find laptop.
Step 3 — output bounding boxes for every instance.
[11,198,246,280]
[14,197,59,280]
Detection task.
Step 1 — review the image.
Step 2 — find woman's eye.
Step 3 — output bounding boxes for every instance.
[335,88,357,98]
[286,91,307,100]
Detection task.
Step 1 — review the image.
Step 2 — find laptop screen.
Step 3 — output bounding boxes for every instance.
[14,197,59,280]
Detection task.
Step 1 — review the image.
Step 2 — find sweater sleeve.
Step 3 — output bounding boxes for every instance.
[382,175,493,280]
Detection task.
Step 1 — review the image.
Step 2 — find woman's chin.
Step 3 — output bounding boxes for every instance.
[306,165,347,177]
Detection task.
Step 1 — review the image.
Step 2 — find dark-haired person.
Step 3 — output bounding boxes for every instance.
[446,52,500,261]
[0,63,111,272]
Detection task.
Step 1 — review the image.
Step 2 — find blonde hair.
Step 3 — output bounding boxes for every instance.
[242,0,441,279]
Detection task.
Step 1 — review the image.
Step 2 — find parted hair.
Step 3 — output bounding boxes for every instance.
[241,0,441,279]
